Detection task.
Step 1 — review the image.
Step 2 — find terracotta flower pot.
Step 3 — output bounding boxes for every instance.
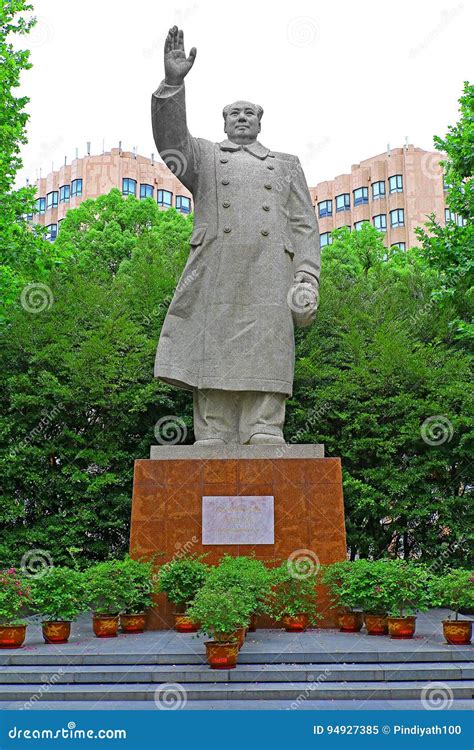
[92,614,119,638]
[388,616,416,639]
[364,613,388,636]
[121,613,146,634]
[174,613,200,633]
[42,621,71,644]
[205,641,239,669]
[283,614,309,632]
[442,619,472,646]
[247,613,258,632]
[339,611,364,633]
[235,626,246,649]
[0,624,27,649]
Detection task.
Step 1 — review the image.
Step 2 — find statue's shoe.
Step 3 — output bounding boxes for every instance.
[193,438,226,446]
[247,434,286,445]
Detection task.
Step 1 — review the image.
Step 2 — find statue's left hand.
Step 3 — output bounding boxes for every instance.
[288,272,319,328]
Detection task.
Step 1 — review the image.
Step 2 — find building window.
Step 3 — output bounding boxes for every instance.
[122,178,137,196]
[59,185,70,203]
[71,179,83,197]
[391,242,406,251]
[353,186,368,206]
[389,174,403,193]
[46,191,58,209]
[157,189,173,207]
[320,232,332,247]
[176,195,191,213]
[354,220,369,231]
[445,208,466,226]
[46,223,57,241]
[35,197,46,215]
[373,214,387,231]
[390,208,404,228]
[318,199,332,218]
[335,193,350,212]
[140,183,154,199]
[372,180,385,200]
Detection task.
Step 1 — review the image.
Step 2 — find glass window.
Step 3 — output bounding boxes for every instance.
[35,197,46,215]
[445,208,466,226]
[157,189,173,207]
[335,193,350,212]
[372,181,385,199]
[353,187,368,206]
[391,242,406,251]
[46,191,58,209]
[176,195,191,213]
[318,199,332,218]
[71,179,83,197]
[354,220,369,231]
[390,208,404,228]
[389,174,403,193]
[320,232,332,247]
[373,214,387,231]
[140,183,154,199]
[122,178,137,196]
[46,223,57,241]
[59,184,70,203]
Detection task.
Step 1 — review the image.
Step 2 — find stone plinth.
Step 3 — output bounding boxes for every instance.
[129,446,347,629]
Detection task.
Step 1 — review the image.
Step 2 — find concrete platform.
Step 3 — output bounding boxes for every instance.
[149,444,325,459]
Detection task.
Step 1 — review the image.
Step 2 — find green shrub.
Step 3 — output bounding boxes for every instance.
[30,566,86,622]
[85,560,129,615]
[117,556,155,613]
[0,568,31,625]
[187,584,254,641]
[207,555,273,615]
[431,569,474,620]
[157,555,208,611]
[322,561,364,612]
[265,561,321,625]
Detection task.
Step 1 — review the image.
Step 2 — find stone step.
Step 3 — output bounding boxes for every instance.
[1,662,473,684]
[1,648,472,667]
[1,680,473,702]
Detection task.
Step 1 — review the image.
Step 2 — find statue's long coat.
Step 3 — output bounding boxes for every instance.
[151,82,320,396]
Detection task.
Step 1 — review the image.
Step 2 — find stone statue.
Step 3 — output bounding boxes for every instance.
[151,26,320,446]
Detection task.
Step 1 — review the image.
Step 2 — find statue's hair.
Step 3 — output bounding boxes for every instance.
[222,101,264,122]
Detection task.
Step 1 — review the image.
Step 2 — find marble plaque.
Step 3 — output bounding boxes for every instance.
[202,496,274,545]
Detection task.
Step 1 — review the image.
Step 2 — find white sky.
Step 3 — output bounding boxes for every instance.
[18,0,473,187]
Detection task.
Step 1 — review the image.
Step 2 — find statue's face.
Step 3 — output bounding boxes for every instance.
[224,101,261,144]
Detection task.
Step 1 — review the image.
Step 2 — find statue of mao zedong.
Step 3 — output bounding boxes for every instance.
[151,26,320,446]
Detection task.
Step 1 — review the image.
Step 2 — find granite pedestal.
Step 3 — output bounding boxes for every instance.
[129,445,347,629]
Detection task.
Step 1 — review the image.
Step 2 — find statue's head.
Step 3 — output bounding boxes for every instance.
[223,100,263,145]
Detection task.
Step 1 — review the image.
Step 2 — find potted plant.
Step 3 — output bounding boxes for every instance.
[346,559,392,635]
[383,561,431,639]
[431,569,473,645]
[322,561,365,632]
[117,556,155,634]
[266,562,321,632]
[157,554,208,632]
[188,584,254,668]
[30,566,86,644]
[0,568,31,648]
[85,560,127,637]
[208,555,272,632]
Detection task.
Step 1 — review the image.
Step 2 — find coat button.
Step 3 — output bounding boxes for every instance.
[220,158,228,163]
[267,164,275,170]
[222,201,231,208]
[222,179,230,185]
[261,229,269,236]
[262,204,270,211]
[223,226,232,233]
[264,183,272,190]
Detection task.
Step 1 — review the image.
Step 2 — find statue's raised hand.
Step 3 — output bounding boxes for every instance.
[164,26,196,86]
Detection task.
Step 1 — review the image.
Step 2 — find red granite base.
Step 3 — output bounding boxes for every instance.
[129,456,347,629]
